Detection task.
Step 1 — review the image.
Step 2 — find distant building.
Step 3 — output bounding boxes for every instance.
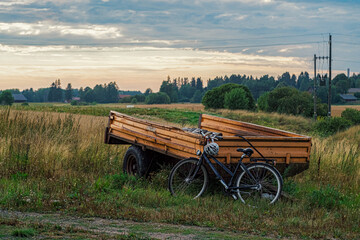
[340,94,357,102]
[72,97,80,101]
[348,88,360,94]
[119,94,131,99]
[12,94,27,103]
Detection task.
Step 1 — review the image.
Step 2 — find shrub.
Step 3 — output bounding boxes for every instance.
[145,92,171,104]
[202,83,255,110]
[120,96,132,103]
[309,185,346,210]
[341,108,360,125]
[70,100,78,106]
[257,92,269,111]
[267,87,313,117]
[224,88,249,110]
[317,103,328,117]
[313,117,351,136]
[131,98,138,104]
[133,94,146,103]
[21,102,29,106]
[0,90,14,105]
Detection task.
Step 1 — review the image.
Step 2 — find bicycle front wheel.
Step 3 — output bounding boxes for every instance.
[235,163,282,204]
[168,158,208,199]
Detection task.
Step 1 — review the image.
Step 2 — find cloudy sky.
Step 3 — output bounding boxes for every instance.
[0,0,359,91]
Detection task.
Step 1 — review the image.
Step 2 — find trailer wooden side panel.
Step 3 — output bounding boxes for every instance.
[106,111,203,159]
[199,114,312,166]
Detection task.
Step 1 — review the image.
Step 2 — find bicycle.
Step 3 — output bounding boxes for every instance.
[168,130,283,204]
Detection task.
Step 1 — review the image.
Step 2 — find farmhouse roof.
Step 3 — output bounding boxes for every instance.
[340,94,358,100]
[348,88,360,93]
[12,94,27,102]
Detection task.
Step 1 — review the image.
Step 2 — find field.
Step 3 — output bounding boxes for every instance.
[332,105,360,116]
[0,104,359,239]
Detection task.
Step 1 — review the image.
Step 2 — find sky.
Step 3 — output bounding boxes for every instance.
[0,0,359,92]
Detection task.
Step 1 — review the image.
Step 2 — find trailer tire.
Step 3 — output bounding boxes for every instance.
[123,145,151,177]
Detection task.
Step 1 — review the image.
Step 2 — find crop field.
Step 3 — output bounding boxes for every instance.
[332,105,360,116]
[0,105,359,239]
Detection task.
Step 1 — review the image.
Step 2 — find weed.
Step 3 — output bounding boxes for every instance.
[11,228,36,237]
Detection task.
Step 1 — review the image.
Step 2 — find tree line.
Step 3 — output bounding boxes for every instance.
[2,71,360,105]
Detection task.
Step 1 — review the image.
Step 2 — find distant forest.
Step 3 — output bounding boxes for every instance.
[2,71,360,105]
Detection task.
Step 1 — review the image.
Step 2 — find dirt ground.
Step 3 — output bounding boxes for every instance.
[0,210,273,240]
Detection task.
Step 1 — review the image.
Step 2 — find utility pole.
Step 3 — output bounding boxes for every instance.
[314,54,317,120]
[313,34,332,119]
[328,34,332,117]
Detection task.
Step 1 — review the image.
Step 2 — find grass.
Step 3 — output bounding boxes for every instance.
[0,106,359,239]
[10,102,315,134]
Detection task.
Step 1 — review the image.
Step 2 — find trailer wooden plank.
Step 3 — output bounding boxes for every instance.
[200,114,307,138]
[113,116,203,144]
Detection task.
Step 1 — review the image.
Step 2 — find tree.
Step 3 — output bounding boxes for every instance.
[196,78,203,91]
[145,92,170,104]
[144,88,153,96]
[202,83,255,110]
[106,82,119,103]
[257,92,270,112]
[266,87,313,117]
[190,90,203,103]
[65,83,73,102]
[48,79,63,102]
[160,78,178,103]
[0,90,14,105]
[224,88,249,110]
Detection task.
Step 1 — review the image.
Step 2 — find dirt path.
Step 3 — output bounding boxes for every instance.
[0,210,271,240]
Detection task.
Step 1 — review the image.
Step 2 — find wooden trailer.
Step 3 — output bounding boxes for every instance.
[104,111,312,177]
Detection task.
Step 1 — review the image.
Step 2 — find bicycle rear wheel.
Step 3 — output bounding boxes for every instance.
[168,158,208,199]
[235,163,282,204]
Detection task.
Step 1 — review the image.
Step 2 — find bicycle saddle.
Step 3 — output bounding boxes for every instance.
[237,148,254,156]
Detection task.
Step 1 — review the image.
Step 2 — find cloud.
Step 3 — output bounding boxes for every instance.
[0,22,122,39]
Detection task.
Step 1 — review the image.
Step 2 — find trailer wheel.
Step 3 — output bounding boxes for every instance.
[123,145,150,177]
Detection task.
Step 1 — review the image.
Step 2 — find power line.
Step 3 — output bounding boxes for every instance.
[198,41,326,50]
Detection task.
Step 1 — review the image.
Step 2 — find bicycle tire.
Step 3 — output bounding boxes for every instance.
[235,163,283,204]
[168,158,208,199]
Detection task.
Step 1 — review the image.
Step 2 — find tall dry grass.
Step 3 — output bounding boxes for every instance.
[0,108,126,180]
[305,125,360,192]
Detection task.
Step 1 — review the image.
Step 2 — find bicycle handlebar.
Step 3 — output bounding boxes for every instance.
[200,130,223,141]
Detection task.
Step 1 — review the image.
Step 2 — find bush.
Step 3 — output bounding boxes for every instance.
[257,92,269,111]
[202,83,255,110]
[224,88,249,110]
[317,103,328,117]
[145,92,171,104]
[0,90,14,106]
[309,185,346,210]
[131,98,138,104]
[21,102,29,106]
[341,108,360,125]
[120,96,132,103]
[267,87,313,117]
[313,117,351,136]
[133,94,146,103]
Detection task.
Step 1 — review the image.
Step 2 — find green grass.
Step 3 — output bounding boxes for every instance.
[0,106,359,239]
[9,103,202,126]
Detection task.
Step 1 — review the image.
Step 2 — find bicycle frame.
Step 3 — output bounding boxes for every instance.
[192,152,259,192]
